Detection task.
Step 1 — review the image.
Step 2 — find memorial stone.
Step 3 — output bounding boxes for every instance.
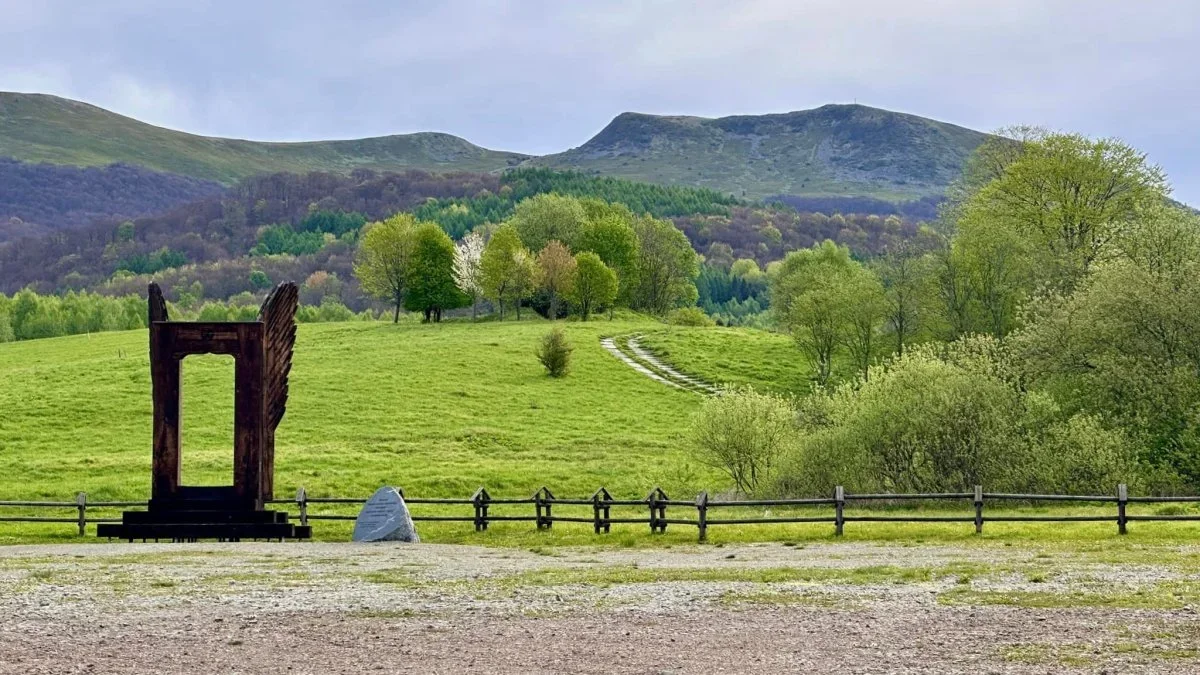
[353,487,419,543]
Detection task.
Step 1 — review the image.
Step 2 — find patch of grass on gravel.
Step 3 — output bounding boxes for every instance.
[718,589,849,608]
[940,580,1200,610]
[496,564,965,588]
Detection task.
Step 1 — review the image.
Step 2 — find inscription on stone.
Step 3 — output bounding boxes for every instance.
[353,486,419,543]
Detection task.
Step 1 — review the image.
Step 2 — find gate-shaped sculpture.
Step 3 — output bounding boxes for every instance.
[98,282,311,541]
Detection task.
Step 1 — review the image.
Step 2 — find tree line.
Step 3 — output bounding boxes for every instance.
[355,193,700,323]
[0,288,376,343]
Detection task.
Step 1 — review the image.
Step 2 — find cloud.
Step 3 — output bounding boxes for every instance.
[0,0,1197,201]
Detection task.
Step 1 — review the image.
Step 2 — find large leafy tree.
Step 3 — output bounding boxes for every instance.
[576,211,639,308]
[872,243,935,356]
[771,240,884,385]
[509,193,589,253]
[537,241,576,319]
[481,223,540,320]
[404,223,464,322]
[354,213,417,323]
[958,131,1168,289]
[1013,205,1200,483]
[631,215,698,314]
[568,252,617,321]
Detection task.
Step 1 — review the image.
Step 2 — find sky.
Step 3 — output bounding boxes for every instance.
[2,0,1199,202]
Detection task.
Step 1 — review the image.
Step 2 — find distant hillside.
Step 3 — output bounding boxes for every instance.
[533,105,990,199]
[0,93,529,185]
[0,169,921,299]
[0,158,223,241]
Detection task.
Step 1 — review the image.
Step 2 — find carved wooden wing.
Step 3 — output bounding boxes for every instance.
[259,282,298,431]
[148,282,169,323]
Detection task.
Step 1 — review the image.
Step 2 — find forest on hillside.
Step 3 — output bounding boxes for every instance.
[0,168,925,307]
[0,158,224,242]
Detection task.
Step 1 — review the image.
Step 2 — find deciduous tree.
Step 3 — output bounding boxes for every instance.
[453,231,485,321]
[568,252,617,321]
[353,214,417,323]
[404,223,464,322]
[537,240,576,320]
[509,193,589,253]
[631,215,698,314]
[481,224,539,320]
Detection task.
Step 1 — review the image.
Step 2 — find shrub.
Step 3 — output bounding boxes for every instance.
[784,354,1027,495]
[690,386,796,495]
[774,350,1147,497]
[249,270,271,290]
[1030,414,1138,495]
[666,306,715,327]
[197,302,233,322]
[535,327,573,377]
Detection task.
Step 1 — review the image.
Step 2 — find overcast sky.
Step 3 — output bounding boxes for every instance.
[3,0,1198,202]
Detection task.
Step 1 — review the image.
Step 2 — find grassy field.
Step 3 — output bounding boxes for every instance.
[636,326,818,395]
[0,318,716,505]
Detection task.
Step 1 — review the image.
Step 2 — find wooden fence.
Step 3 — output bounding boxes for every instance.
[5,484,1200,542]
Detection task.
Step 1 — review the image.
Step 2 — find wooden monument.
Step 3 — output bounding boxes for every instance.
[97,282,311,541]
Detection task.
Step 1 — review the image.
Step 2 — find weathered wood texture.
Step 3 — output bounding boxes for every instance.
[14,484,1198,542]
[97,282,306,541]
[259,282,298,500]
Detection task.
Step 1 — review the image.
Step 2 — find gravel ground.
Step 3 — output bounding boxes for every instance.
[2,541,1198,674]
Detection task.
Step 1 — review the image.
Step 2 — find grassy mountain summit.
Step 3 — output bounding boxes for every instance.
[0,92,529,184]
[533,104,990,199]
[0,92,988,199]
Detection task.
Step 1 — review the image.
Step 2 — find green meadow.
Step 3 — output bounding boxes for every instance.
[4,317,1200,547]
[0,318,720,504]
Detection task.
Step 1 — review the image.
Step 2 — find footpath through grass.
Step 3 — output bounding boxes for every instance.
[636,326,817,395]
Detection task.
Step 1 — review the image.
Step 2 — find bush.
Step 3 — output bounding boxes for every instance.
[774,350,1145,497]
[535,327,573,377]
[1031,414,1138,495]
[666,306,715,327]
[690,386,796,495]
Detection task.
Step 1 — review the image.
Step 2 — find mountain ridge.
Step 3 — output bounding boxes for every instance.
[0,91,989,200]
[0,92,530,185]
[531,104,989,199]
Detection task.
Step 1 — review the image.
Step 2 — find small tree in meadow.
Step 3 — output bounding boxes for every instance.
[690,386,796,495]
[535,327,573,377]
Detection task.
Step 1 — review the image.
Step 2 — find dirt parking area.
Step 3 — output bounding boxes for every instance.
[2,541,1199,673]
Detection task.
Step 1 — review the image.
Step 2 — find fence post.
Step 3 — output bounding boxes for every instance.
[834,486,845,536]
[658,489,668,533]
[696,491,708,543]
[1117,483,1128,535]
[471,488,490,532]
[591,488,611,534]
[76,492,87,537]
[974,485,983,535]
[534,487,554,530]
[534,489,543,530]
[296,487,308,528]
[646,487,668,533]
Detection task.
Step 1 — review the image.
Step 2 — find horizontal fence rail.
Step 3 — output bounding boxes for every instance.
[4,484,1200,542]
